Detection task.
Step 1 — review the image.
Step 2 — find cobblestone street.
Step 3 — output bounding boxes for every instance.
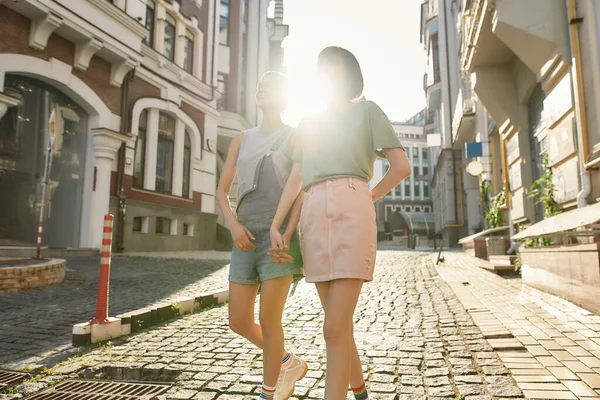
[0,255,230,369]
[40,251,526,399]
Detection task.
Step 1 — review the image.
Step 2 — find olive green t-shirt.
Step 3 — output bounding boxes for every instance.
[293,100,404,189]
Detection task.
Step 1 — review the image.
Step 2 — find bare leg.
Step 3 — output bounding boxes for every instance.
[228,282,262,347]
[316,279,364,400]
[259,275,294,386]
[315,282,366,390]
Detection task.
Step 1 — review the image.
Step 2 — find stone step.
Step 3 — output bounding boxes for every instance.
[479,255,517,275]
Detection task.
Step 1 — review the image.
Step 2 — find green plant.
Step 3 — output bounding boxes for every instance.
[485,189,506,229]
[514,253,522,274]
[170,301,182,313]
[480,180,492,219]
[455,395,466,400]
[528,153,559,219]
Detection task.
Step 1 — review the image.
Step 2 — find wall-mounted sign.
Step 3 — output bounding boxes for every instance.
[465,142,483,158]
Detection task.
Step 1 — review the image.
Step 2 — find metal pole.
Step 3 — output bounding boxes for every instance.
[36,145,53,259]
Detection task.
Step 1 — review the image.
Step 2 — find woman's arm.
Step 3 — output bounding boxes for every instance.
[270,162,303,250]
[284,191,305,239]
[216,132,256,251]
[371,147,411,202]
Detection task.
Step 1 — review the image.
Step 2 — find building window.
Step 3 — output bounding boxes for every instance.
[156,217,171,234]
[395,186,402,197]
[404,180,411,197]
[422,164,429,176]
[220,0,230,45]
[133,110,147,188]
[413,164,420,177]
[424,182,430,198]
[217,73,228,110]
[145,0,156,47]
[183,28,195,74]
[156,112,175,193]
[422,147,429,160]
[133,216,149,233]
[163,13,176,61]
[415,206,421,212]
[183,223,194,236]
[182,131,191,197]
[424,206,431,213]
[414,183,421,197]
[412,147,419,159]
[406,206,412,212]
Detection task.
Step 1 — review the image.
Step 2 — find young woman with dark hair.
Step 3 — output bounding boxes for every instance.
[269,47,411,399]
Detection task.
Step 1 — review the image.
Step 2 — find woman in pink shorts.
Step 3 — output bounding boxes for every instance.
[269,47,411,399]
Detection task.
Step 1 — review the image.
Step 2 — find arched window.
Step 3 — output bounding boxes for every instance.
[133,109,148,188]
[156,112,175,193]
[164,14,176,61]
[182,131,191,197]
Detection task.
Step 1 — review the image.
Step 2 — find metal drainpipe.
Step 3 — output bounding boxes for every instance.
[567,0,592,207]
[116,69,134,253]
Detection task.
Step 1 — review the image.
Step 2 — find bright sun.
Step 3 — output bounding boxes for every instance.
[281,67,328,128]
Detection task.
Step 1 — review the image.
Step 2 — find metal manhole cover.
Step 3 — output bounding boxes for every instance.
[0,370,27,391]
[25,380,171,399]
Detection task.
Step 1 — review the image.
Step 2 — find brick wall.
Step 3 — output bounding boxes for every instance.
[0,5,122,115]
[0,260,66,294]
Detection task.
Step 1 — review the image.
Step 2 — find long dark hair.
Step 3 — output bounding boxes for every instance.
[317,46,364,101]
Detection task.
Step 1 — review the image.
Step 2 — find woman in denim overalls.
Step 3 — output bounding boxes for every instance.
[216,71,307,400]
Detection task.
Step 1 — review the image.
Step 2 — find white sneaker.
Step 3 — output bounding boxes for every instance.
[274,353,308,400]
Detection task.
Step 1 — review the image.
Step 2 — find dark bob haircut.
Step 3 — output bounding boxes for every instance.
[317,46,364,101]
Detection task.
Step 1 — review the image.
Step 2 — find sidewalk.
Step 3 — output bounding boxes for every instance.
[435,251,600,399]
[0,255,231,370]
[28,250,525,400]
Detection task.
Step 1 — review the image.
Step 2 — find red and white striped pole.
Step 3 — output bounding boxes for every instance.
[91,214,114,324]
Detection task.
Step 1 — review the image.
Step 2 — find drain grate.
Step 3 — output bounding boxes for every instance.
[25,379,171,399]
[0,370,27,391]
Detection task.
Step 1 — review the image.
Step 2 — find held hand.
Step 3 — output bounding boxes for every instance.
[270,224,286,251]
[267,248,295,265]
[231,221,256,252]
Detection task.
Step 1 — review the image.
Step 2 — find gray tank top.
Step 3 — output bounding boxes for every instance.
[236,126,295,222]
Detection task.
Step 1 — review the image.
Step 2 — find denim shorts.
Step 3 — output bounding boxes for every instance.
[229,218,303,284]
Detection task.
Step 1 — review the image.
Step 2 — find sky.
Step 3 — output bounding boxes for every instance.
[279,0,426,125]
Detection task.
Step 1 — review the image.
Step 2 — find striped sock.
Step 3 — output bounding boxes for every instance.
[352,382,368,399]
[260,384,276,399]
[281,351,292,368]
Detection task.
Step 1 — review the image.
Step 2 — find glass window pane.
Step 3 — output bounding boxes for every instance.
[145,2,155,46]
[183,131,191,197]
[164,17,176,61]
[183,31,194,74]
[133,110,147,188]
[414,183,421,197]
[156,217,171,234]
[156,113,175,193]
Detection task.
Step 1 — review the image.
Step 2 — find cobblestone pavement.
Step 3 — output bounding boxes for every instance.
[0,255,230,369]
[435,252,600,399]
[41,251,525,400]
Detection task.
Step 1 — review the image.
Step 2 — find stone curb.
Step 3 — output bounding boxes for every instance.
[72,289,229,347]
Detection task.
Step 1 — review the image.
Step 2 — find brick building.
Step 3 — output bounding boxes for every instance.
[0,0,287,252]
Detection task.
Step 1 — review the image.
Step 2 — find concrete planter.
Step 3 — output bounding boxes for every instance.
[462,237,488,260]
[520,243,600,315]
[485,237,509,256]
